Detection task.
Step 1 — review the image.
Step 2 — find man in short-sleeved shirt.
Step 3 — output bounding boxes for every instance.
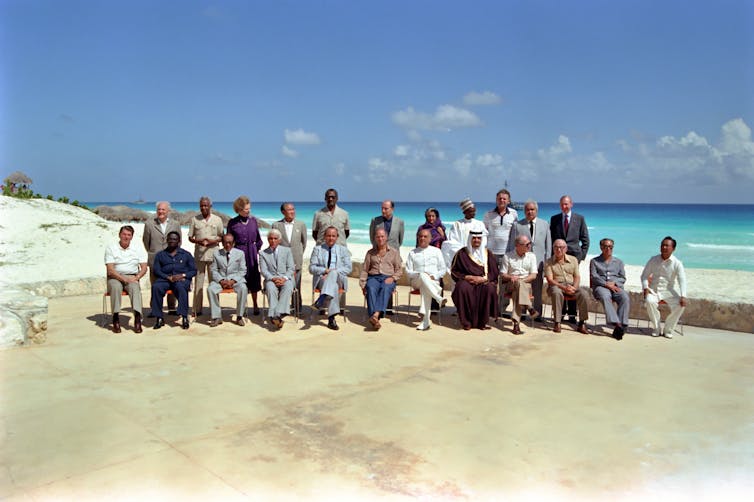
[312,188,350,247]
[187,196,224,316]
[500,235,538,334]
[105,225,148,333]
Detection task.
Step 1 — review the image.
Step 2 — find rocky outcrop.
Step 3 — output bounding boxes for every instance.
[0,288,48,347]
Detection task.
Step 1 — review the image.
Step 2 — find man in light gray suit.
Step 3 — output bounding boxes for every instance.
[143,201,182,315]
[208,234,248,327]
[309,226,352,330]
[271,202,307,308]
[369,200,405,252]
[508,199,552,320]
[260,229,296,330]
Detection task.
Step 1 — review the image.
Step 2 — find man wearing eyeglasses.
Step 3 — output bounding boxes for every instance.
[500,235,538,335]
[545,239,591,334]
[508,199,552,320]
[589,238,630,340]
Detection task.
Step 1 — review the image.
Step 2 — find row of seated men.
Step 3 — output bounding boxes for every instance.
[105,214,685,340]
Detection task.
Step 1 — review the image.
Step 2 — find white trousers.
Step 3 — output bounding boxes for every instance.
[409,273,443,316]
[645,293,685,335]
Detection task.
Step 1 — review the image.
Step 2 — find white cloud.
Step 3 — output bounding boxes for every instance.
[454,154,473,177]
[394,145,410,157]
[284,128,321,145]
[476,153,503,169]
[614,118,754,184]
[539,135,572,158]
[463,91,501,106]
[281,145,299,158]
[366,157,396,183]
[392,105,482,131]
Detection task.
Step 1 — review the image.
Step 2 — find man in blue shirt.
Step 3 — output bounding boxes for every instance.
[151,231,197,329]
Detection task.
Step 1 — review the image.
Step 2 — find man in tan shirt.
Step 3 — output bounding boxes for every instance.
[360,228,402,330]
[187,196,224,316]
[545,239,591,334]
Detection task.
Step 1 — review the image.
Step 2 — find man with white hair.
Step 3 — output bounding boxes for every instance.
[143,201,182,315]
[259,228,295,330]
[508,199,551,320]
[450,230,499,330]
[500,234,538,335]
[406,228,448,331]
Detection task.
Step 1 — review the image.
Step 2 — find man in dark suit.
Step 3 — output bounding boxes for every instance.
[272,202,307,308]
[508,199,552,319]
[369,200,405,252]
[550,195,589,322]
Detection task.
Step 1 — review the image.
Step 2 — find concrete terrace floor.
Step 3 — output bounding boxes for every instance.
[2,278,753,501]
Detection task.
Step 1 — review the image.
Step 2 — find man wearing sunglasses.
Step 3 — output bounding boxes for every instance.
[590,238,630,340]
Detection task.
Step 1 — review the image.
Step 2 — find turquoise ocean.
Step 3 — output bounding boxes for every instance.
[86,201,754,273]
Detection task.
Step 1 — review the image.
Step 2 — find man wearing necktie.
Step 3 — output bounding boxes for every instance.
[260,229,295,330]
[309,226,352,330]
[508,199,552,319]
[208,234,248,327]
[550,195,590,322]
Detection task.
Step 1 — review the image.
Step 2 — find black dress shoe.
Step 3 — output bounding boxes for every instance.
[134,314,143,334]
[327,316,339,331]
[181,316,189,329]
[153,318,165,329]
[612,325,624,340]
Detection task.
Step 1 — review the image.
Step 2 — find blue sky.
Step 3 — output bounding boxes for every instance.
[2,0,753,203]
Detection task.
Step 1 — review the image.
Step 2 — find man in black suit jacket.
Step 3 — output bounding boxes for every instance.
[550,195,590,320]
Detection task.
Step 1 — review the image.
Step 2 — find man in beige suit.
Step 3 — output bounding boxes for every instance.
[143,201,182,315]
[272,202,307,308]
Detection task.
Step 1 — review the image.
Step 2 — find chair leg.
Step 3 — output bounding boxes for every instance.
[102,295,109,327]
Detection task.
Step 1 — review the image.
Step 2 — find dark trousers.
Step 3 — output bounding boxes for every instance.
[151,279,191,318]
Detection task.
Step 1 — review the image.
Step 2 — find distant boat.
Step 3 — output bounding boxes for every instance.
[134,195,145,204]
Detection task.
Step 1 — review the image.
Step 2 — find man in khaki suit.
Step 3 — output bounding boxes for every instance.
[143,201,182,315]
